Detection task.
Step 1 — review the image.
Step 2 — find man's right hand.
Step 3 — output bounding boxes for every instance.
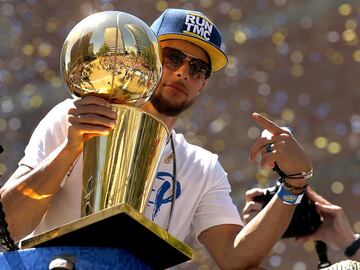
[66,95,117,152]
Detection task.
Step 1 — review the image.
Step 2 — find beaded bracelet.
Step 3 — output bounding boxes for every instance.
[276,182,306,205]
[283,180,308,195]
[286,169,314,180]
[273,164,313,181]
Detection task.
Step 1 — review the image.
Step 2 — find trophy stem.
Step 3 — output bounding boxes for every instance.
[82,105,168,217]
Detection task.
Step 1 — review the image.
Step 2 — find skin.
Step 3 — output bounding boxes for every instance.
[1,39,312,270]
[243,187,360,262]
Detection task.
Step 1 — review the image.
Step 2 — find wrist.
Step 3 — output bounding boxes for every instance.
[276,182,306,205]
[284,178,308,189]
[283,180,308,195]
[63,139,83,154]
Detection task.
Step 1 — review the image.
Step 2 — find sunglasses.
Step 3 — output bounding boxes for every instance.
[162,47,211,81]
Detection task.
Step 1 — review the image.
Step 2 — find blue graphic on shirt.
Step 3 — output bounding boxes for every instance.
[147,171,181,220]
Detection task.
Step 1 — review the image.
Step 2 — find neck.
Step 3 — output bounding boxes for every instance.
[141,102,178,131]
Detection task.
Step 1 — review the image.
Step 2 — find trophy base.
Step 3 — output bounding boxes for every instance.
[20,204,192,269]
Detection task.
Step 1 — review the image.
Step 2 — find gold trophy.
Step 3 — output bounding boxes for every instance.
[21,11,191,268]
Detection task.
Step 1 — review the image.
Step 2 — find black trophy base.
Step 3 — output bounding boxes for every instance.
[20,204,192,269]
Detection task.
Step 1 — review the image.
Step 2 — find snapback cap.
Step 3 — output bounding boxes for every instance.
[151,8,228,72]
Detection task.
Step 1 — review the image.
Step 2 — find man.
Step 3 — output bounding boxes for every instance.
[1,9,312,269]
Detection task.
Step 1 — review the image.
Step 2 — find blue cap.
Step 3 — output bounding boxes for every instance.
[151,8,228,72]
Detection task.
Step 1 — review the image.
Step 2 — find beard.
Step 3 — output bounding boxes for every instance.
[150,90,196,117]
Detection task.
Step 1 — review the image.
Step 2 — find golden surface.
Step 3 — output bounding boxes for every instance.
[20,203,192,261]
[82,105,168,216]
[60,11,162,106]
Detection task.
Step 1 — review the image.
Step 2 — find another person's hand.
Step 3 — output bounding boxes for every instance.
[296,187,357,250]
[66,95,117,152]
[242,188,266,225]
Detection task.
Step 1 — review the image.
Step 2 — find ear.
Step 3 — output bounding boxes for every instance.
[197,80,208,94]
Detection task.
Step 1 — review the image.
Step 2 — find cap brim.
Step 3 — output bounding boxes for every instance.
[158,33,228,72]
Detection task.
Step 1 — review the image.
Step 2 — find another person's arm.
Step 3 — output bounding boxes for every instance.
[297,188,360,261]
[243,187,360,263]
[198,113,312,270]
[0,95,116,241]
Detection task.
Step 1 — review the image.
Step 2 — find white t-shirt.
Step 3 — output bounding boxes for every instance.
[19,99,243,242]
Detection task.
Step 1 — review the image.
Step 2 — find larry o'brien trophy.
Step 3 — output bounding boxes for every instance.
[20,11,192,268]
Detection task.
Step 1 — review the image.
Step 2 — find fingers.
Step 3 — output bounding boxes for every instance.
[252,113,291,137]
[66,96,118,149]
[306,188,343,215]
[249,133,291,163]
[249,112,312,176]
[69,105,117,120]
[70,96,117,121]
[249,112,293,163]
[243,200,263,224]
[245,188,265,201]
[306,187,332,206]
[314,201,342,214]
[243,188,265,224]
[68,112,116,129]
[68,95,117,128]
[74,95,112,108]
[68,122,114,136]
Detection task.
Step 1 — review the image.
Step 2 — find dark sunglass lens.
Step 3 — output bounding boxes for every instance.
[189,59,209,80]
[163,48,185,67]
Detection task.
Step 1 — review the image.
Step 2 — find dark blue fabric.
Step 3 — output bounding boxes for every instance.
[0,246,152,270]
[151,8,222,48]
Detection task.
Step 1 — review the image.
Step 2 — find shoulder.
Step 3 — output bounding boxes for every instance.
[38,98,75,126]
[174,132,217,158]
[173,132,220,170]
[31,98,75,142]
[47,98,75,117]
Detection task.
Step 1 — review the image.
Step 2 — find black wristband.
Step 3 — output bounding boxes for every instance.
[344,234,360,258]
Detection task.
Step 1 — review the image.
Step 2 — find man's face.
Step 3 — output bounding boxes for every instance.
[150,39,210,116]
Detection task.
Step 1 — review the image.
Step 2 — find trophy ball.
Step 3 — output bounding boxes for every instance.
[60,11,162,106]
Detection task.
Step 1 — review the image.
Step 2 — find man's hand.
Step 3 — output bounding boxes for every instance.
[66,95,117,152]
[249,112,312,178]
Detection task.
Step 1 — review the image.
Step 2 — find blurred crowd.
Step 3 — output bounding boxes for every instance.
[0,0,359,269]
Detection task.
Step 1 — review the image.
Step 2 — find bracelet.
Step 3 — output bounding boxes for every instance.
[345,234,360,258]
[286,169,314,180]
[273,163,313,180]
[276,183,305,205]
[283,180,308,195]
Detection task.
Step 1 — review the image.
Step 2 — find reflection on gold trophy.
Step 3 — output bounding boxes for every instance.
[21,11,192,268]
[60,11,167,216]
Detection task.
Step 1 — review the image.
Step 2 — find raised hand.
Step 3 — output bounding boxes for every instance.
[249,113,312,177]
[66,95,117,152]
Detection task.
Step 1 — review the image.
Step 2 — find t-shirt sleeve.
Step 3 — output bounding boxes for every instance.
[19,99,73,169]
[192,160,243,239]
